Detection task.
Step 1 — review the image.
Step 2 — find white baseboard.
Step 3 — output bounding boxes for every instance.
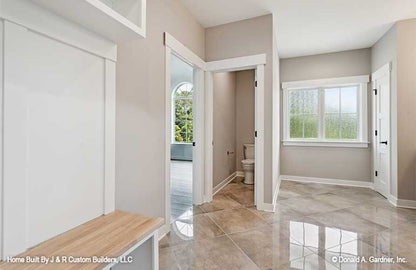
[257,178,280,212]
[279,175,374,189]
[236,171,244,177]
[388,195,416,209]
[213,172,237,196]
[280,175,416,210]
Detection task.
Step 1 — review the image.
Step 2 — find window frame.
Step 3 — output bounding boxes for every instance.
[171,82,194,144]
[282,75,369,148]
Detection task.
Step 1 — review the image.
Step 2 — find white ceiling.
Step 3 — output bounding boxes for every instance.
[180,0,416,58]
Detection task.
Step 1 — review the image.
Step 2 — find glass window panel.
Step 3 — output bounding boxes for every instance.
[290,115,303,138]
[341,113,358,139]
[325,113,340,139]
[304,114,319,138]
[341,86,358,113]
[303,89,319,114]
[289,91,302,115]
[325,88,339,113]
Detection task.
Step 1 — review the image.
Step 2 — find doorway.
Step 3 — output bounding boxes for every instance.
[169,55,194,221]
[205,54,266,210]
[372,63,391,198]
[164,33,206,236]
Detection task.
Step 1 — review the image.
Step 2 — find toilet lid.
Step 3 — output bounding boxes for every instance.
[241,159,254,165]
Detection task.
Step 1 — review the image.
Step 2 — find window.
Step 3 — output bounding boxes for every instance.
[283,76,369,147]
[173,83,193,143]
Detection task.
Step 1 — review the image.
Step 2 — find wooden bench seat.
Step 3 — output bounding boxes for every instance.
[0,210,164,270]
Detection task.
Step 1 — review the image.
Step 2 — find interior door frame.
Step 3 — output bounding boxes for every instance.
[371,62,391,198]
[163,33,206,237]
[205,54,266,211]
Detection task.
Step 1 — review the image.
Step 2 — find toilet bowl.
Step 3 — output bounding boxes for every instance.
[241,144,255,185]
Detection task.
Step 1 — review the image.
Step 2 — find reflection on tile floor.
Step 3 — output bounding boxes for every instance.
[160,180,416,270]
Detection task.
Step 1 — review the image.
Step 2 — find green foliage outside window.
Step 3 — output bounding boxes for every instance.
[174,83,193,143]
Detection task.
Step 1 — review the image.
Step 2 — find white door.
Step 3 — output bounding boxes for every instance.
[372,64,391,198]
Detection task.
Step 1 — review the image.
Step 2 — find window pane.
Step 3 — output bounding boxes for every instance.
[289,89,318,139]
[325,113,340,139]
[324,86,358,140]
[289,91,302,114]
[304,114,318,138]
[290,115,303,138]
[341,86,358,113]
[303,89,319,114]
[341,113,358,139]
[325,88,339,113]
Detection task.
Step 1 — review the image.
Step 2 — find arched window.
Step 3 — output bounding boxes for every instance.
[173,83,193,143]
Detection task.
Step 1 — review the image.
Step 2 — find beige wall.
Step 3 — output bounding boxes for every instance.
[235,70,255,172]
[213,72,237,187]
[206,15,276,203]
[371,24,398,197]
[396,19,416,200]
[115,0,205,219]
[280,49,372,182]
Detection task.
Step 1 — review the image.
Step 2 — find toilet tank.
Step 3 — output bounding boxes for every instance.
[244,144,255,159]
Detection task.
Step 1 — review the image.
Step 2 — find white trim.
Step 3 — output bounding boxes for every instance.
[282,76,369,146]
[158,224,170,241]
[372,62,392,81]
[103,59,116,214]
[282,75,370,90]
[164,46,172,237]
[282,140,369,148]
[204,71,213,202]
[280,175,374,189]
[164,32,206,71]
[192,69,204,205]
[213,172,237,195]
[388,196,416,209]
[206,54,266,72]
[254,65,265,210]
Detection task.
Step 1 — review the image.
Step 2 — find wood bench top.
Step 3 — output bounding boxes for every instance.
[0,210,164,270]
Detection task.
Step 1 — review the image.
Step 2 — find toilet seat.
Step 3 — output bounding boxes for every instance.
[241,159,254,165]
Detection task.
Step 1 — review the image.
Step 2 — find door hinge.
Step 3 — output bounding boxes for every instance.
[375,130,378,136]
[255,131,257,138]
[255,81,258,87]
[373,88,377,95]
[375,171,378,177]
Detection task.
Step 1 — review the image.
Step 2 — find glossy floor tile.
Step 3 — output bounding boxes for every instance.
[160,180,416,270]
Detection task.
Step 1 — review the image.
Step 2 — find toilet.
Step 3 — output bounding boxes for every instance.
[241,144,255,185]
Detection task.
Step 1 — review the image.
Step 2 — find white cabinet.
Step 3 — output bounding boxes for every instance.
[31,0,147,42]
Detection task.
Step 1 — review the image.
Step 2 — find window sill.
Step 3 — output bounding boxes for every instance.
[171,142,193,145]
[282,140,369,148]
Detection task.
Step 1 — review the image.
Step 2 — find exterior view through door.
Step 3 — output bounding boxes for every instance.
[170,54,194,222]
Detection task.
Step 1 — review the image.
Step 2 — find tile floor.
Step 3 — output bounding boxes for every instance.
[160,179,416,270]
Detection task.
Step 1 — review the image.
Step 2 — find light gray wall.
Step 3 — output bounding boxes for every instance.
[213,72,236,187]
[371,24,398,197]
[235,70,255,172]
[116,0,205,221]
[206,15,276,203]
[396,19,416,200]
[280,48,372,182]
[170,54,194,161]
